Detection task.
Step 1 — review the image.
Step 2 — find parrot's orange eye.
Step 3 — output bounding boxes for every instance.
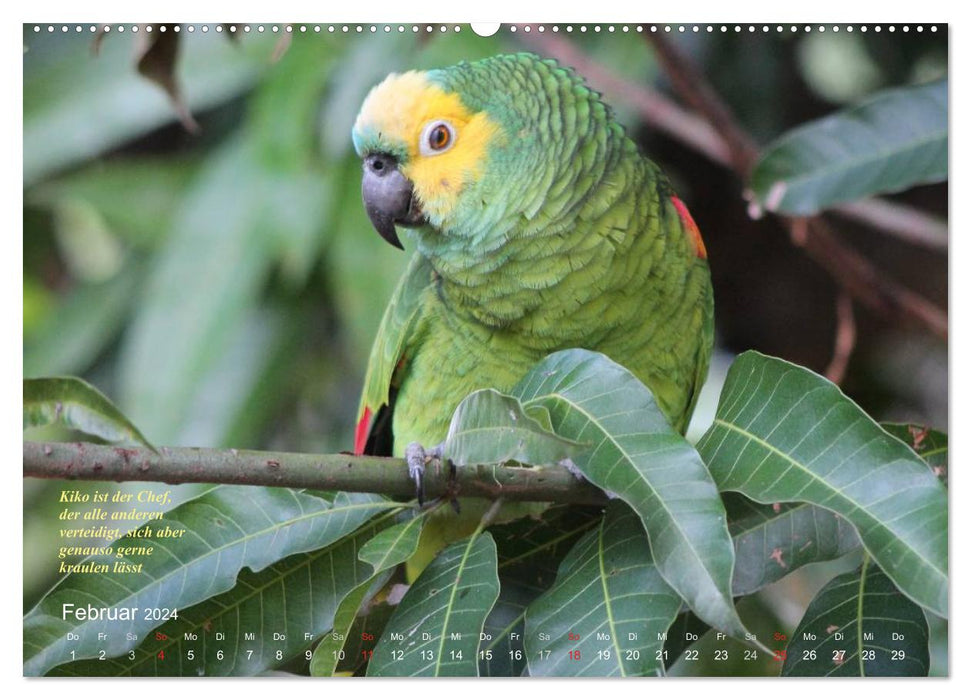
[419,120,456,156]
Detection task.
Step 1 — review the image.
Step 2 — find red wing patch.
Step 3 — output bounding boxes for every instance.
[670,195,708,260]
[354,407,372,456]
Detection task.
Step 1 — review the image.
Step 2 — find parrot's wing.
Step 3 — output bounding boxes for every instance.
[355,252,436,455]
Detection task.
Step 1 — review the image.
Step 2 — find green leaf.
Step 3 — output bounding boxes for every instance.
[443,389,584,467]
[782,557,930,676]
[357,515,425,572]
[176,305,304,449]
[368,532,500,676]
[45,513,397,676]
[310,514,424,676]
[23,489,393,676]
[524,503,682,676]
[512,349,747,640]
[477,582,535,677]
[246,34,336,170]
[661,609,713,669]
[750,80,947,215]
[696,351,948,618]
[725,493,860,596]
[23,376,155,450]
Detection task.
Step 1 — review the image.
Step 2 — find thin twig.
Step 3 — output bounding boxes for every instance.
[825,292,857,385]
[23,441,609,506]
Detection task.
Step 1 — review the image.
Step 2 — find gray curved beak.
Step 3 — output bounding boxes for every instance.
[361,153,425,250]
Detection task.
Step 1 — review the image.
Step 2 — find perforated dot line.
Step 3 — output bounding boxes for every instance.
[29,23,941,35]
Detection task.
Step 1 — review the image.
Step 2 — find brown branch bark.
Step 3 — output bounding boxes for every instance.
[23,441,609,506]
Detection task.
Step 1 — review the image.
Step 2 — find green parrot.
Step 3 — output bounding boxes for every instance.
[351,53,713,562]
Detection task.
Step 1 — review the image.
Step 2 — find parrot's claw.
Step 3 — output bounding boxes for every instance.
[405,442,444,508]
[405,442,426,506]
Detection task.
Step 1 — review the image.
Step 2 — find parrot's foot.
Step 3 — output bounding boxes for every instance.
[405,442,443,507]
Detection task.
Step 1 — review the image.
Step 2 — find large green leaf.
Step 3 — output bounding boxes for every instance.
[512,349,747,640]
[175,304,305,449]
[725,493,860,596]
[750,80,947,215]
[45,514,397,676]
[245,34,340,289]
[23,488,393,676]
[696,351,948,618]
[524,503,682,676]
[368,532,500,676]
[782,558,929,676]
[443,389,583,467]
[23,376,154,450]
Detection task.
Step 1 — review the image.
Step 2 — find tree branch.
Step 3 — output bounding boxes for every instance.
[23,441,609,506]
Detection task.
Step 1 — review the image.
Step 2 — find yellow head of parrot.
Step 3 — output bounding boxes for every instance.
[352,70,500,231]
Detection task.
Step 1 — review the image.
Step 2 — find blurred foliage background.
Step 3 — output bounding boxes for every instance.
[23,23,947,674]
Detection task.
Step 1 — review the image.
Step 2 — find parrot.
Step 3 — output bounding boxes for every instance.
[350,53,713,568]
